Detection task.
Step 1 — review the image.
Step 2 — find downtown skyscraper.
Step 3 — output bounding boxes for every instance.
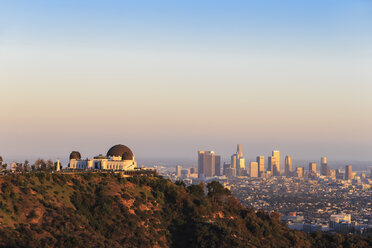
[320,157,330,176]
[309,162,317,173]
[256,156,265,177]
[231,144,245,176]
[198,151,220,178]
[345,165,352,180]
[268,150,280,176]
[285,156,292,176]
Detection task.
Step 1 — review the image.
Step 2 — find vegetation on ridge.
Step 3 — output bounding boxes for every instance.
[0,173,370,247]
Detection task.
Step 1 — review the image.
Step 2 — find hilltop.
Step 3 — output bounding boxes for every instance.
[0,173,370,247]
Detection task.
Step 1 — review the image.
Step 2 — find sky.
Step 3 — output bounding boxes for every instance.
[1,0,372,164]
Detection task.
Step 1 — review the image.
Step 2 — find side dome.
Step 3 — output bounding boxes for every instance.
[106,144,134,160]
[70,151,81,160]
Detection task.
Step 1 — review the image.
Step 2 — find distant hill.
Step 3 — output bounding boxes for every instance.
[0,173,370,247]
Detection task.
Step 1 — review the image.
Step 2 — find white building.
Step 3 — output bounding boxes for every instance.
[68,144,137,171]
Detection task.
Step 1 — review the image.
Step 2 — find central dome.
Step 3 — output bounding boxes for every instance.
[70,151,81,160]
[106,144,134,160]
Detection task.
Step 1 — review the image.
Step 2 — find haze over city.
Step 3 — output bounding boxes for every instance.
[1,0,372,163]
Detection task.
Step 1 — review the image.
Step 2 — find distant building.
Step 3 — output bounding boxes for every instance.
[198,151,216,178]
[256,156,265,177]
[329,214,352,233]
[181,169,189,177]
[240,169,248,177]
[68,144,137,171]
[230,144,245,176]
[285,156,292,176]
[268,156,273,172]
[231,154,237,171]
[265,170,272,178]
[215,155,221,176]
[273,164,280,176]
[237,157,245,170]
[296,167,304,177]
[330,169,336,179]
[321,156,327,165]
[237,144,243,158]
[309,163,317,173]
[190,167,197,174]
[345,165,352,180]
[237,158,246,176]
[176,165,182,177]
[224,167,236,178]
[268,150,280,175]
[250,162,258,177]
[223,163,231,176]
[336,169,344,179]
[320,157,330,176]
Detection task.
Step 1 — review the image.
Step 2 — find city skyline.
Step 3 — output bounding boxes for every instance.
[1,1,372,161]
[1,146,372,171]
[1,1,372,245]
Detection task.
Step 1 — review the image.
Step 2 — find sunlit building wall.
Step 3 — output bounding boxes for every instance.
[285,156,292,176]
[250,162,258,177]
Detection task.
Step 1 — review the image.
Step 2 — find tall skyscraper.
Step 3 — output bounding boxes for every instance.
[176,165,182,177]
[321,157,327,165]
[215,155,221,176]
[250,162,258,177]
[231,154,237,170]
[268,156,273,172]
[231,144,245,176]
[223,162,231,176]
[272,150,280,171]
[345,165,352,180]
[320,157,330,176]
[268,150,280,175]
[285,156,292,176]
[237,144,243,158]
[198,151,216,178]
[256,156,265,177]
[238,158,245,170]
[309,162,317,173]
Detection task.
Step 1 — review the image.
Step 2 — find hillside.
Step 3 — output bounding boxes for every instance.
[0,173,370,248]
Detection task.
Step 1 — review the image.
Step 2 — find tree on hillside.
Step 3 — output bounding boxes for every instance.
[46,160,54,171]
[187,184,205,197]
[207,181,231,197]
[16,163,23,171]
[0,156,5,170]
[23,160,31,171]
[207,181,231,203]
[34,159,46,170]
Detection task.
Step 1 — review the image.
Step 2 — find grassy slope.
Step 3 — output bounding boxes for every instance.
[0,173,370,248]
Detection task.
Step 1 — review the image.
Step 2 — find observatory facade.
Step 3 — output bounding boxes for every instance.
[68,144,137,171]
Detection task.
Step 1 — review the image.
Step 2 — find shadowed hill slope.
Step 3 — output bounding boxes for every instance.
[0,173,370,248]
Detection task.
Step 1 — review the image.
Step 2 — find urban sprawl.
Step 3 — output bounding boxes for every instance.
[158,144,372,235]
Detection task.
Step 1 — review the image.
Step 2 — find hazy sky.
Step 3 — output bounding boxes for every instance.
[1,0,372,163]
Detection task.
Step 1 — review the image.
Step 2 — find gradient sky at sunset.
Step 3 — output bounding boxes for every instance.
[1,1,372,163]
